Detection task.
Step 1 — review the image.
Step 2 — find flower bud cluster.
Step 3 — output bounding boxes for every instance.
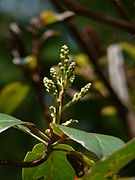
[43,77,57,100]
[66,61,76,87]
[72,83,91,103]
[60,45,69,64]
[50,67,58,84]
[43,45,91,123]
[59,45,75,88]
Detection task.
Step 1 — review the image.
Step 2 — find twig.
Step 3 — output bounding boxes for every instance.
[52,0,135,33]
[53,134,67,146]
[0,157,45,168]
[0,143,52,168]
[111,0,134,23]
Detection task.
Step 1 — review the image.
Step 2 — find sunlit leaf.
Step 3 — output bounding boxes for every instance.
[121,42,135,60]
[83,138,135,179]
[25,55,38,70]
[101,106,117,116]
[93,81,106,92]
[50,123,63,136]
[40,11,74,25]
[0,82,29,114]
[22,143,75,180]
[74,54,91,67]
[51,124,125,159]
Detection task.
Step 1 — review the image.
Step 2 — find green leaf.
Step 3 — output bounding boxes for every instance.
[51,124,125,159]
[0,113,28,133]
[83,138,135,180]
[101,106,117,116]
[0,81,29,114]
[50,123,63,136]
[22,143,75,180]
[40,11,74,25]
[121,42,135,60]
[0,113,47,144]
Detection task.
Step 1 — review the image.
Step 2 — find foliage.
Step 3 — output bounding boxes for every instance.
[1,0,135,179]
[0,82,29,114]
[1,45,135,180]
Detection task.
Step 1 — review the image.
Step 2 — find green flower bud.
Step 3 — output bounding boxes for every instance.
[62,45,68,51]
[43,77,57,99]
[45,129,51,136]
[50,67,58,83]
[60,45,69,64]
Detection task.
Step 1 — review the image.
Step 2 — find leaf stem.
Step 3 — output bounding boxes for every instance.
[52,134,67,146]
[24,124,50,142]
[0,142,53,168]
[14,126,48,146]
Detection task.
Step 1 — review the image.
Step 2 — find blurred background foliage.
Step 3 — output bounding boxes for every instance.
[0,0,135,179]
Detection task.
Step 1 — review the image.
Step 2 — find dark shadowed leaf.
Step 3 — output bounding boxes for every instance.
[66,151,95,178]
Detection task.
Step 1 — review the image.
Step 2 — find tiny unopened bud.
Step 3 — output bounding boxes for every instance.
[45,129,51,136]
[62,45,68,50]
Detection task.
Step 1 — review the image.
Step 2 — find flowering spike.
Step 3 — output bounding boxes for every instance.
[43,77,57,104]
[43,44,91,123]
[72,83,91,103]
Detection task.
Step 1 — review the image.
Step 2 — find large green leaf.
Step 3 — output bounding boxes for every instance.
[0,113,28,133]
[0,82,29,114]
[0,113,48,145]
[83,138,135,180]
[22,143,75,180]
[51,124,125,159]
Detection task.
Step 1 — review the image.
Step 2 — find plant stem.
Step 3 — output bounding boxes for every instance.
[24,124,50,142]
[0,142,52,168]
[27,131,48,145]
[14,126,48,146]
[57,88,64,124]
